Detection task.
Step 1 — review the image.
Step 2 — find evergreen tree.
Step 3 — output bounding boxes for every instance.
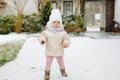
[40,0,52,26]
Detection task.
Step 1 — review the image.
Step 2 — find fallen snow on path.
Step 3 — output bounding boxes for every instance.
[0,36,120,80]
[0,33,27,44]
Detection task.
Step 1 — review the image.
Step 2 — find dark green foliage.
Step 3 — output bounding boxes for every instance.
[0,16,14,34]
[75,15,84,28]
[40,1,52,26]
[22,14,42,33]
[63,15,75,24]
[63,15,84,33]
[63,15,84,28]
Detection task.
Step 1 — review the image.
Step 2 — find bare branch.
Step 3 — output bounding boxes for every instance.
[6,5,16,17]
[21,0,27,12]
[75,0,81,16]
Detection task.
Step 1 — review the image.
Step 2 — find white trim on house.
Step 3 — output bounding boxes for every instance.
[115,0,120,23]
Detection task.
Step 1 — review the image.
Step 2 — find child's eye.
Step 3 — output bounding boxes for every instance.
[57,21,60,23]
[53,21,56,23]
[53,21,60,23]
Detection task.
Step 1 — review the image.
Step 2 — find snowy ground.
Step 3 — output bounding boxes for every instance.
[0,33,120,80]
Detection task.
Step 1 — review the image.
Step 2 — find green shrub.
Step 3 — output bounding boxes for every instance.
[0,16,14,34]
[63,15,84,33]
[63,15,75,25]
[22,14,42,33]
[75,15,84,29]
[40,0,52,26]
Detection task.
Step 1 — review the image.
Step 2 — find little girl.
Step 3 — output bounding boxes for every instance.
[39,9,70,80]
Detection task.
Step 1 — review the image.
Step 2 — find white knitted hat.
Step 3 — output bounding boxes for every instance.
[49,9,62,24]
[46,9,64,32]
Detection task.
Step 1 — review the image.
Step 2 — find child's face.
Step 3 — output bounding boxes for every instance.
[52,21,60,28]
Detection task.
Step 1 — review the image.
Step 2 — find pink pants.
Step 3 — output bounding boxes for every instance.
[45,56,65,71]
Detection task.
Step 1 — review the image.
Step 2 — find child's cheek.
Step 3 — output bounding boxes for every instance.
[63,44,68,48]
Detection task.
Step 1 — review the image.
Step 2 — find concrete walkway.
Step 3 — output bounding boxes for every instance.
[0,36,71,80]
[84,31,120,39]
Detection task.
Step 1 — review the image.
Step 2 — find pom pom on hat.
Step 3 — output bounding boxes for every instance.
[49,9,62,23]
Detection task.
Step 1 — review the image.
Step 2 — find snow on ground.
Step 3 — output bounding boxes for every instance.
[0,33,120,80]
[86,27,100,31]
[0,33,27,44]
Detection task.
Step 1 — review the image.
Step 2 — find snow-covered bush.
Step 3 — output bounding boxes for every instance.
[63,15,84,33]
[0,39,25,67]
[0,16,14,34]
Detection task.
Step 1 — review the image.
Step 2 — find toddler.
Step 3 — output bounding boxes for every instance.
[39,9,70,80]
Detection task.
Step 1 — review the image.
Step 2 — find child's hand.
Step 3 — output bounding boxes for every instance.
[41,41,45,44]
[63,44,68,48]
[40,40,45,45]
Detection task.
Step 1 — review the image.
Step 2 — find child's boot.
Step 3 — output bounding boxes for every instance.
[60,69,68,77]
[44,70,50,80]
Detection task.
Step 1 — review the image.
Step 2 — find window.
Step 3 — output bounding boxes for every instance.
[63,1,73,17]
[51,1,57,9]
[0,0,7,8]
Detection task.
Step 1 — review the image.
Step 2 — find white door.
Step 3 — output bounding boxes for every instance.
[85,1,106,31]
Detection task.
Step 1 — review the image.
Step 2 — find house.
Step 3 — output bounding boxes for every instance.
[0,0,120,32]
[50,0,80,17]
[49,0,120,32]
